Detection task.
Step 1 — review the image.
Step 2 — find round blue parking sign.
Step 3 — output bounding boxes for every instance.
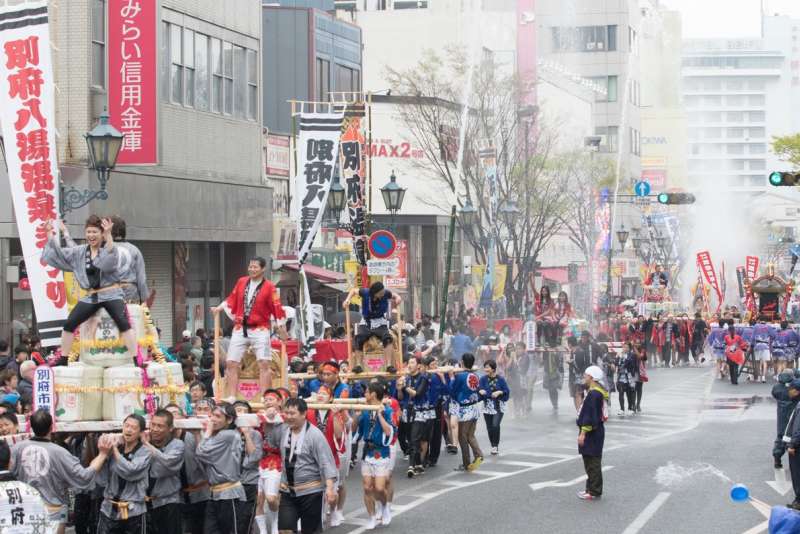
[368,230,397,259]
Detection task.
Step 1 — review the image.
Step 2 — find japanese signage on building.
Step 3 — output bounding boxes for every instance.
[294,112,344,263]
[266,133,291,177]
[108,0,157,164]
[0,2,67,346]
[340,104,368,265]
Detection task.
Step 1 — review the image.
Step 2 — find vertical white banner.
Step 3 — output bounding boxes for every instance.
[293,112,344,264]
[0,2,67,345]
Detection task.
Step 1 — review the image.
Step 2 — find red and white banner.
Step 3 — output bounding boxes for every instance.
[108,0,157,164]
[745,255,760,281]
[697,251,723,311]
[0,1,67,346]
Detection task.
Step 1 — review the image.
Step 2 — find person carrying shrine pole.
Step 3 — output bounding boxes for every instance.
[211,256,288,401]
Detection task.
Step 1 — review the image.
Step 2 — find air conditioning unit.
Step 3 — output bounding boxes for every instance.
[596,42,604,50]
[586,42,596,50]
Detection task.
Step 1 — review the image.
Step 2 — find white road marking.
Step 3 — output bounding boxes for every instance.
[495,460,544,467]
[620,492,671,534]
[509,451,575,459]
[741,520,769,534]
[766,467,793,495]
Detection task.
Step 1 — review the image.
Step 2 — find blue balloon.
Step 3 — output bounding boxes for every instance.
[730,484,750,502]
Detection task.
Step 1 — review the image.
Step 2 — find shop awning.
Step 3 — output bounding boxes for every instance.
[539,266,588,284]
[281,263,347,284]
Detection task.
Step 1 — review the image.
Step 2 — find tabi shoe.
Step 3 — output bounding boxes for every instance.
[467,456,483,472]
[374,502,383,522]
[577,491,600,500]
[407,466,416,478]
[414,465,425,476]
[330,509,345,527]
[490,446,499,455]
[446,445,459,454]
[453,464,467,472]
[382,503,393,526]
[365,516,378,530]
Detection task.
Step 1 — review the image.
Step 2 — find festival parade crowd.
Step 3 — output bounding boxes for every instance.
[3,214,800,532]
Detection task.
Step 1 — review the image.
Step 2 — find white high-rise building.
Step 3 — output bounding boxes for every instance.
[682,39,783,191]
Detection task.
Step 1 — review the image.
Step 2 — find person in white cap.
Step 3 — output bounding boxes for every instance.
[576,365,608,501]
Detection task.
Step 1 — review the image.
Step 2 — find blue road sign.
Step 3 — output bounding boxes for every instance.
[634,181,651,197]
[790,244,800,257]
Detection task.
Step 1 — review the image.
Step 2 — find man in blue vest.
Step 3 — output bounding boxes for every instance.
[344,282,402,364]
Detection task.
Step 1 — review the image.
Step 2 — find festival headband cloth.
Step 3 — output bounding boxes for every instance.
[321,363,339,373]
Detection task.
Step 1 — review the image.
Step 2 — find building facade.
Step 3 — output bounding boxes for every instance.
[682,39,783,191]
[0,0,271,346]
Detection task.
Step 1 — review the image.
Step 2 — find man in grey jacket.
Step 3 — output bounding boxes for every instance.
[277,397,338,534]
[97,414,152,534]
[143,409,185,534]
[12,410,111,534]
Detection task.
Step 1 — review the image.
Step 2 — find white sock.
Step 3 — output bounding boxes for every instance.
[255,514,267,534]
[266,508,278,534]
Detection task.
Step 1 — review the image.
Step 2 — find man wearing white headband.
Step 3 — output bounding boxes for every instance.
[576,365,608,501]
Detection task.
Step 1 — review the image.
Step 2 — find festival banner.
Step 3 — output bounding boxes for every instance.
[745,255,760,281]
[720,260,727,298]
[697,251,722,311]
[294,112,345,264]
[108,0,157,164]
[340,103,367,265]
[0,2,67,346]
[479,148,497,311]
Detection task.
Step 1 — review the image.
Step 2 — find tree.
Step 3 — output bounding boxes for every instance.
[772,133,800,169]
[385,48,571,316]
[555,152,615,316]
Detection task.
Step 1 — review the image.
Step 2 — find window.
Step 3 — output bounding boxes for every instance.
[726,111,743,123]
[170,25,183,104]
[335,64,360,93]
[628,26,638,54]
[748,159,765,170]
[749,127,765,138]
[595,126,618,152]
[551,25,617,52]
[160,22,170,101]
[317,58,330,102]
[184,29,195,107]
[726,79,743,90]
[212,38,222,113]
[749,143,766,154]
[628,79,639,106]
[726,95,745,106]
[748,94,765,106]
[223,41,233,114]
[590,75,617,102]
[629,127,640,155]
[91,0,105,88]
[195,34,209,111]
[727,127,744,138]
[234,46,246,119]
[748,111,765,122]
[247,49,257,121]
[727,144,744,154]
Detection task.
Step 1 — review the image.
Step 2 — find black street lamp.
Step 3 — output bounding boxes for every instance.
[616,224,630,251]
[459,198,478,228]
[499,199,520,227]
[327,175,347,222]
[380,170,406,218]
[61,110,124,215]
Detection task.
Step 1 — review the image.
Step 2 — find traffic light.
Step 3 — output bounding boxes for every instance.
[657,192,695,205]
[769,172,800,186]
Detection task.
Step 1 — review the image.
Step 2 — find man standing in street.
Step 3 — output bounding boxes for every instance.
[576,366,608,501]
[142,409,185,534]
[12,410,112,534]
[212,257,288,399]
[276,398,338,534]
[397,355,430,478]
[783,379,800,510]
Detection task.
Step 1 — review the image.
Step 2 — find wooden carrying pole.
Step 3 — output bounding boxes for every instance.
[213,312,221,402]
[280,341,288,388]
[346,306,353,367]
[307,403,381,411]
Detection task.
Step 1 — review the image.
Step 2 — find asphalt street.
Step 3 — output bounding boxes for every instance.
[332,365,788,534]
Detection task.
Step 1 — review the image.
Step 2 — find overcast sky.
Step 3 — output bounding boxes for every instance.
[661,0,800,38]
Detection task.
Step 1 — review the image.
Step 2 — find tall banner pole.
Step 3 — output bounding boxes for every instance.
[439,206,457,339]
[213,311,221,401]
